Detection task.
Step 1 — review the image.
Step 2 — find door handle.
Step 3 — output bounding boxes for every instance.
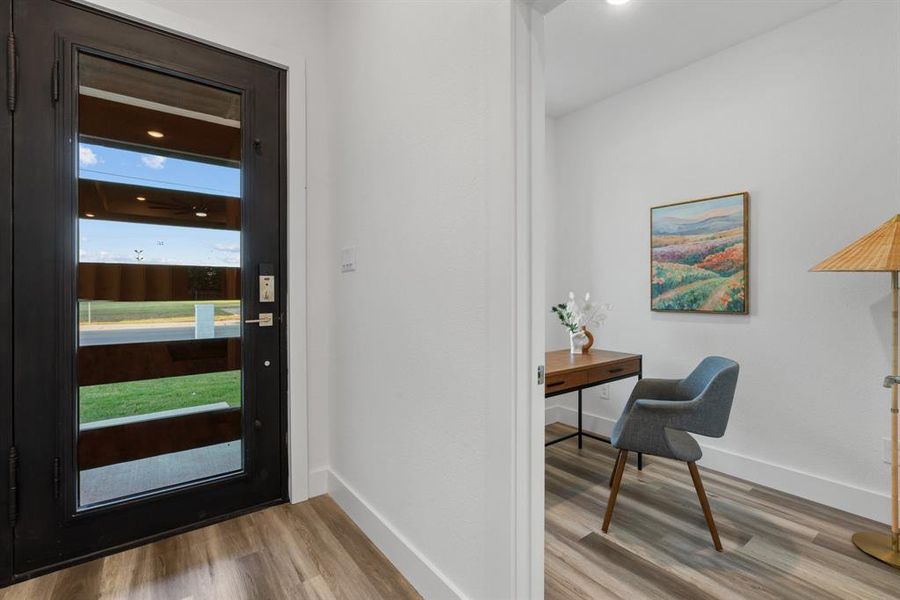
[245,313,273,327]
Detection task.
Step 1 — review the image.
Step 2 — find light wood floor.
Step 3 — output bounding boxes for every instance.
[0,495,421,600]
[5,426,898,599]
[545,423,900,600]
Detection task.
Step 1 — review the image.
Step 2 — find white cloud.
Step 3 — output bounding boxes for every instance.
[79,249,132,263]
[79,146,99,167]
[140,155,167,170]
[213,243,241,265]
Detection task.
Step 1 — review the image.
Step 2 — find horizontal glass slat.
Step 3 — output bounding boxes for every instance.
[79,142,240,197]
[80,219,240,268]
[79,300,240,346]
[80,94,240,163]
[79,179,239,231]
[78,338,240,386]
[79,53,240,123]
[78,407,242,470]
[78,264,240,302]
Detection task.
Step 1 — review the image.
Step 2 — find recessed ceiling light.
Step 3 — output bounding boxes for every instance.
[136,196,146,202]
[195,211,208,218]
[607,0,632,4]
[85,213,95,218]
[147,130,164,138]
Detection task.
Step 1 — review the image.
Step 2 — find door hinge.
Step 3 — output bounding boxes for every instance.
[8,446,17,528]
[52,59,60,103]
[6,32,16,113]
[53,457,60,499]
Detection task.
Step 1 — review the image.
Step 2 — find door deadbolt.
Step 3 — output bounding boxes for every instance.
[260,275,275,303]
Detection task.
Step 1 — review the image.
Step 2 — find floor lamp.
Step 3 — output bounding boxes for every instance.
[811,215,900,567]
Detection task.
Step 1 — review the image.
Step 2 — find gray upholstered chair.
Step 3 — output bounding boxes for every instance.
[602,356,739,551]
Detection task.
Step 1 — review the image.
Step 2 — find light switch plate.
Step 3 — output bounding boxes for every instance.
[341,246,357,273]
[884,437,893,464]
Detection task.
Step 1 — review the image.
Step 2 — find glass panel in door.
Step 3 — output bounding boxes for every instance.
[76,53,244,508]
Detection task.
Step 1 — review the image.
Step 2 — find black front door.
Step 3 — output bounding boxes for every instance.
[6,0,287,581]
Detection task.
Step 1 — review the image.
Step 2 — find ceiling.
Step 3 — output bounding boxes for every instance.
[545,0,837,117]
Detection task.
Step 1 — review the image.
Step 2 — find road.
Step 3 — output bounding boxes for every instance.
[80,323,241,346]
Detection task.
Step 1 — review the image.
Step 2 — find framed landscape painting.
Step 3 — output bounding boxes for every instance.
[651,192,749,314]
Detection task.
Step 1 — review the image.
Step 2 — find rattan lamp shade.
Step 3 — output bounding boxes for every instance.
[811,215,900,272]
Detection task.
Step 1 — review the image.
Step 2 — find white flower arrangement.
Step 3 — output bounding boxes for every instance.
[551,292,610,333]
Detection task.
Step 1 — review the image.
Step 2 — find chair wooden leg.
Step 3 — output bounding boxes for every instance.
[602,450,628,533]
[687,462,722,552]
[609,451,622,488]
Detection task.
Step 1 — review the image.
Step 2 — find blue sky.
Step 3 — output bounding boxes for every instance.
[79,142,241,267]
[653,194,743,221]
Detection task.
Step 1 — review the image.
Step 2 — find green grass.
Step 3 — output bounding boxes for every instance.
[652,278,727,311]
[79,300,240,324]
[79,370,241,424]
[651,262,719,297]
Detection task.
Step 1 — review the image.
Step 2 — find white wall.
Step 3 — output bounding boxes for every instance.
[544,117,566,352]
[83,0,332,503]
[547,0,900,522]
[324,2,520,597]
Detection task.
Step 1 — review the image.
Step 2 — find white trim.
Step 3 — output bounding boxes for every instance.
[307,467,328,499]
[512,2,546,598]
[79,86,242,128]
[327,470,467,600]
[546,405,890,524]
[287,62,310,503]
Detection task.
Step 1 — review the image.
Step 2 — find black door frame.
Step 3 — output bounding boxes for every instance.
[0,0,13,587]
[3,0,289,585]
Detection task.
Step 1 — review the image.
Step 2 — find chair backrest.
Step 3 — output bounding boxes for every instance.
[675,356,739,438]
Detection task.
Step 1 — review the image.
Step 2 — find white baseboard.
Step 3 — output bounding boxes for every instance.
[544,404,561,426]
[307,466,329,499]
[326,469,466,600]
[547,405,890,524]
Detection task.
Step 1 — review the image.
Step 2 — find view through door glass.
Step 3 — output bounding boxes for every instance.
[76,53,244,507]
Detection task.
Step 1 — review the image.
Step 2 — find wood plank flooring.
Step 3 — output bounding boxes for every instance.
[5,425,898,599]
[545,423,900,600]
[0,495,421,600]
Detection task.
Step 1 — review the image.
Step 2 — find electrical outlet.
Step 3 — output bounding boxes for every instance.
[598,385,609,399]
[884,438,894,464]
[341,246,357,273]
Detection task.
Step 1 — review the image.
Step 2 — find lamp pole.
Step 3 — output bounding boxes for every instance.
[892,271,898,552]
[851,270,900,564]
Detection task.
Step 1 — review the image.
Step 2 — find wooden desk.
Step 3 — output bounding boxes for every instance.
[544,349,643,468]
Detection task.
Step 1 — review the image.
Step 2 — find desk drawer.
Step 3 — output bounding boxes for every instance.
[588,358,640,384]
[544,370,588,394]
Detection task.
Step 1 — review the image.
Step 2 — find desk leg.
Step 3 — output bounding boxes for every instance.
[637,367,643,470]
[577,389,583,449]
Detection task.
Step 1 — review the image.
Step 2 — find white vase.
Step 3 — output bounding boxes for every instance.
[569,329,588,354]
